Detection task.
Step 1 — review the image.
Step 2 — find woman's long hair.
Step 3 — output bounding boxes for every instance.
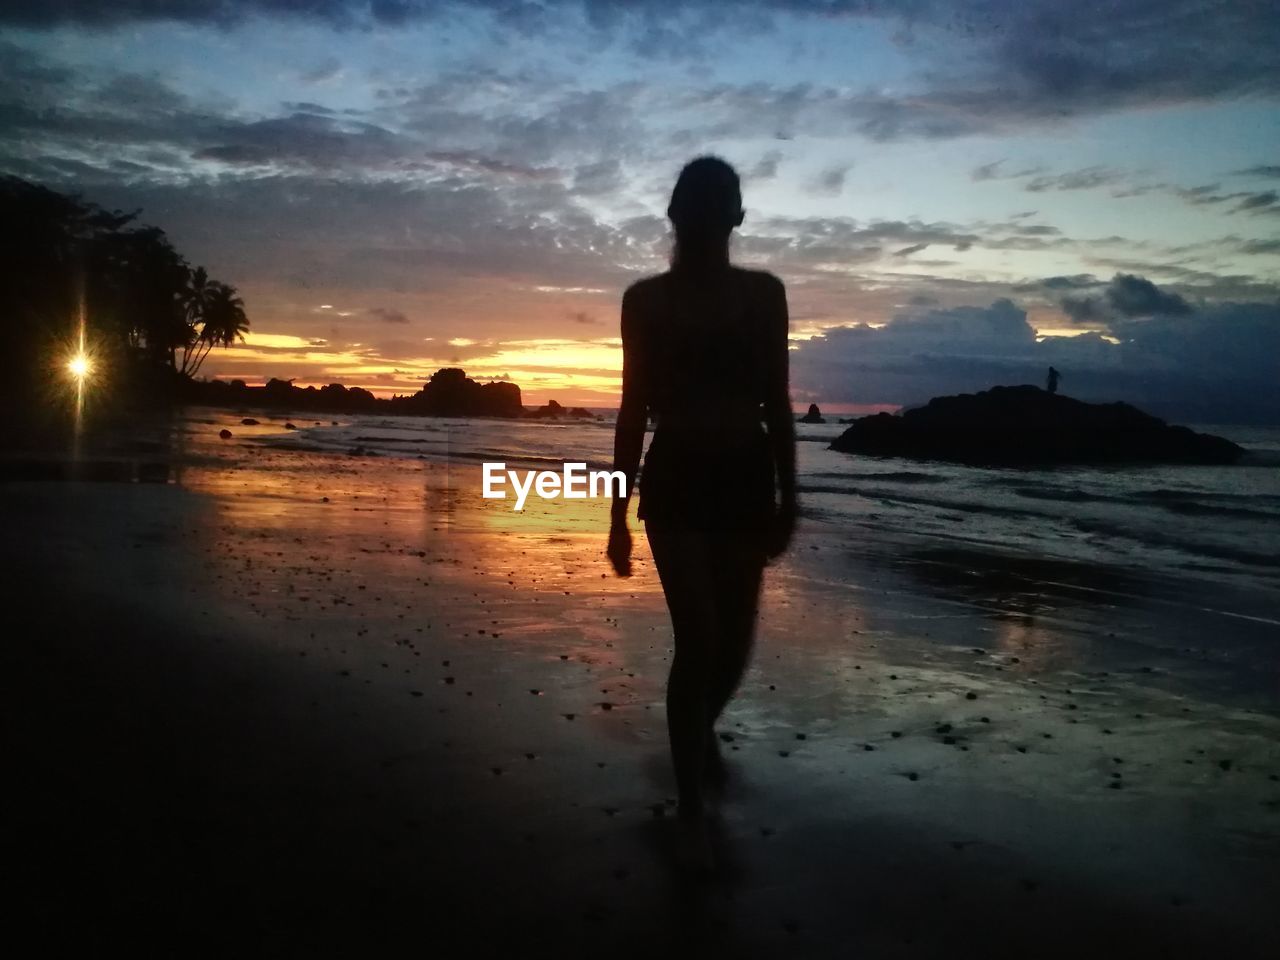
[668,156,743,279]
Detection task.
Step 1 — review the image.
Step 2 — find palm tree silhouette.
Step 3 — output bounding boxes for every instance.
[179,266,212,375]
[186,281,248,376]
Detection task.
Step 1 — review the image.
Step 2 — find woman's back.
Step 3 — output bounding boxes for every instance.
[627,265,782,440]
[625,265,786,531]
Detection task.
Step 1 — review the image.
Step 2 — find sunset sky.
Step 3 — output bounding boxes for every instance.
[2,1,1278,416]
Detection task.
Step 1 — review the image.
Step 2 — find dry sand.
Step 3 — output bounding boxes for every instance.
[4,409,1278,957]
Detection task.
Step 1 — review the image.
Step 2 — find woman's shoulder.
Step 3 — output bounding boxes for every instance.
[623,272,668,302]
[729,267,786,303]
[621,273,668,341]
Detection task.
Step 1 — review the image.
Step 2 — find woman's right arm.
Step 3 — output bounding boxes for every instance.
[608,284,647,575]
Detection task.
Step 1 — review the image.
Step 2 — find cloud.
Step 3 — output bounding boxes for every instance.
[300,57,342,84]
[11,2,1274,138]
[1232,165,1280,179]
[1060,273,1192,323]
[1169,184,1280,216]
[971,161,1152,196]
[789,287,1280,421]
[3,24,1274,414]
[746,150,783,180]
[368,306,409,324]
[808,164,850,196]
[1105,273,1192,317]
[970,160,1049,183]
[1235,190,1278,212]
[970,160,1004,182]
[1024,166,1124,193]
[5,3,1278,125]
[571,158,624,196]
[736,216,981,271]
[1030,274,1098,291]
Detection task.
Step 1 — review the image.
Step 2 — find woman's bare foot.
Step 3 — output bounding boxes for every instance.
[704,732,729,797]
[673,810,716,875]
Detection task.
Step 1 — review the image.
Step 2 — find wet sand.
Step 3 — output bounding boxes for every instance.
[5,410,1279,957]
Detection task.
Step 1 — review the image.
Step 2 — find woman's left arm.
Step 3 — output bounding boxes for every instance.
[761,273,797,556]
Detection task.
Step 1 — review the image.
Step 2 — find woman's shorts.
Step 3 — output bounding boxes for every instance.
[637,429,776,534]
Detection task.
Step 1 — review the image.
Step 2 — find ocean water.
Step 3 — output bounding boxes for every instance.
[262,413,1280,601]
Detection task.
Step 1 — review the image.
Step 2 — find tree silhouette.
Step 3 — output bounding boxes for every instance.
[185,281,248,376]
[0,175,249,409]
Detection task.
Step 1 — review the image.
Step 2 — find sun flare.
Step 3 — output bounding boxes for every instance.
[67,353,92,380]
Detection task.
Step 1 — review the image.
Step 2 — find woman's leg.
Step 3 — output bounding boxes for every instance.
[703,530,767,781]
[644,522,718,820]
[707,530,767,726]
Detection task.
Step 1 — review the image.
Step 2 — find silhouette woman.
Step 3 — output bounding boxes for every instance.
[607,156,797,866]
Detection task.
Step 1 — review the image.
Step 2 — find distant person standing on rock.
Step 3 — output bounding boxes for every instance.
[606,156,797,871]
[1047,366,1061,395]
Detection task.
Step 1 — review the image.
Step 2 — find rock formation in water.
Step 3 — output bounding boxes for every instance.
[830,385,1243,465]
[398,368,524,418]
[183,368,524,418]
[798,403,825,424]
[526,399,598,419]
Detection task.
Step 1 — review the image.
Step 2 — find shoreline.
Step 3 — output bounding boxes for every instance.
[4,410,1279,955]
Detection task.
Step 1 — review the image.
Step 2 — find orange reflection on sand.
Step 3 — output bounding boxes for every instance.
[176,416,663,623]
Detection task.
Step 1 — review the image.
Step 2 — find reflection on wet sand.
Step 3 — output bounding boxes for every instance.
[8,408,1278,955]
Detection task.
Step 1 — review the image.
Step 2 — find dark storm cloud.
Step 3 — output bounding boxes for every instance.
[789,288,1280,421]
[1105,273,1192,317]
[368,307,409,324]
[1059,273,1192,324]
[1060,295,1105,324]
[1239,238,1280,255]
[790,299,1048,406]
[1080,259,1280,303]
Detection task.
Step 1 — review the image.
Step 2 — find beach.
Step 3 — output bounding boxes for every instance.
[5,408,1279,957]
